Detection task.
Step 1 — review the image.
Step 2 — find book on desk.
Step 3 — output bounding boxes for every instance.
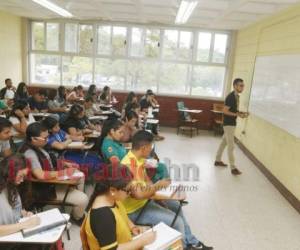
[20,208,67,238]
[133,222,182,250]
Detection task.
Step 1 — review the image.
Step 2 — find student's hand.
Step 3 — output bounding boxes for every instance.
[140,231,156,245]
[64,167,76,176]
[15,109,25,119]
[131,226,141,236]
[21,216,41,229]
[65,138,72,145]
[77,136,85,141]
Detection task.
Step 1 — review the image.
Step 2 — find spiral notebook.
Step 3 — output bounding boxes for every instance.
[20,208,67,237]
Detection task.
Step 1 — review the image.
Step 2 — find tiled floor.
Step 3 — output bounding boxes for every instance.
[63,128,300,250]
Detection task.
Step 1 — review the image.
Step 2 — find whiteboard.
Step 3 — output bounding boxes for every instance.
[249,54,300,138]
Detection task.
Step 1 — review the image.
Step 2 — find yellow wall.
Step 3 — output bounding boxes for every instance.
[0,11,23,87]
[232,4,300,200]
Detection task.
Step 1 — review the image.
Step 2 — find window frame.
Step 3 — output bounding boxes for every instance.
[28,19,231,100]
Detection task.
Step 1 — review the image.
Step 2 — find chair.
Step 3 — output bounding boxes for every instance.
[212,103,224,136]
[176,101,199,137]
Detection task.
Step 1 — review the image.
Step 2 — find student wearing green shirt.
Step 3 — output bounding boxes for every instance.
[100,119,127,163]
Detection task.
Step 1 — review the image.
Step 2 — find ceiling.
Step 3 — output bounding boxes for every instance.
[0,0,299,30]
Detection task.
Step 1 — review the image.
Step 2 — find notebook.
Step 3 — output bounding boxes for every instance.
[155,182,182,198]
[133,222,182,250]
[20,208,67,237]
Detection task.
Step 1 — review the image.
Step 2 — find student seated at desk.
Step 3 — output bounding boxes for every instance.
[122,91,138,118]
[9,101,36,148]
[80,163,156,250]
[121,111,138,143]
[48,89,68,115]
[84,96,96,117]
[99,86,112,105]
[0,78,16,100]
[67,85,84,103]
[54,86,67,107]
[42,116,103,176]
[100,119,127,163]
[0,155,41,248]
[28,89,49,113]
[61,104,97,137]
[86,84,97,98]
[14,82,29,103]
[19,122,88,224]
[121,130,212,250]
[0,117,13,158]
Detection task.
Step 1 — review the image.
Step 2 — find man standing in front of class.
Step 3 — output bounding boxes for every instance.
[214,78,248,175]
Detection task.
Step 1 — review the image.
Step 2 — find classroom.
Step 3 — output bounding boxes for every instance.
[0,0,299,250]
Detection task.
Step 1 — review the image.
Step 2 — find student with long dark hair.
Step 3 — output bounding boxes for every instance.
[80,163,156,250]
[67,85,84,102]
[86,84,97,98]
[99,86,112,105]
[9,101,35,147]
[19,122,88,223]
[55,86,67,105]
[100,119,127,163]
[0,155,40,241]
[61,104,93,137]
[14,82,29,103]
[121,111,138,143]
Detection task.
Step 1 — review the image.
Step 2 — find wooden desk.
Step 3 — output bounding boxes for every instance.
[85,131,101,139]
[0,214,70,244]
[32,112,52,118]
[146,119,159,124]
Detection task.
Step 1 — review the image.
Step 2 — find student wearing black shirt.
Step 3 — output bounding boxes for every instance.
[215,78,249,175]
[28,89,49,112]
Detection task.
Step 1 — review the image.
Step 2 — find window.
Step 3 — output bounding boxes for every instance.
[30,54,60,84]
[163,30,178,60]
[32,22,44,50]
[159,63,189,95]
[212,34,228,63]
[46,23,59,51]
[98,25,111,55]
[29,20,230,98]
[65,23,78,53]
[178,31,192,61]
[197,32,211,62]
[79,24,93,54]
[131,27,144,57]
[145,29,160,58]
[191,66,226,97]
[127,61,158,92]
[95,59,126,89]
[62,56,93,86]
[112,26,127,56]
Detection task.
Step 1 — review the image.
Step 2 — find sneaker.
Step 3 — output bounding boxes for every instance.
[231,168,242,175]
[214,161,228,167]
[190,242,213,250]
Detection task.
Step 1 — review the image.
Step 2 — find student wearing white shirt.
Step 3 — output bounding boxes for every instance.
[0,78,16,100]
[9,101,35,147]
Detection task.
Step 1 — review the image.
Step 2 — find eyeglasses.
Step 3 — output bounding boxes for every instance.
[34,136,48,141]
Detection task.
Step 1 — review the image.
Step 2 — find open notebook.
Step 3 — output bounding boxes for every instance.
[134,222,182,250]
[20,208,67,237]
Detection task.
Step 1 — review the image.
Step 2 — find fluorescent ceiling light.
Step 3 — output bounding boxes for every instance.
[175,0,198,24]
[32,0,73,18]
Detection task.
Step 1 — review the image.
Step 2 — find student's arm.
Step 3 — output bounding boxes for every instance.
[223,106,245,118]
[117,232,156,250]
[130,179,171,200]
[50,140,72,151]
[66,133,84,141]
[2,148,12,158]
[0,217,40,237]
[49,107,66,113]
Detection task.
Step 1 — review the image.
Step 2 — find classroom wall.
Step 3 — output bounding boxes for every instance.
[0,11,23,88]
[232,4,300,200]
